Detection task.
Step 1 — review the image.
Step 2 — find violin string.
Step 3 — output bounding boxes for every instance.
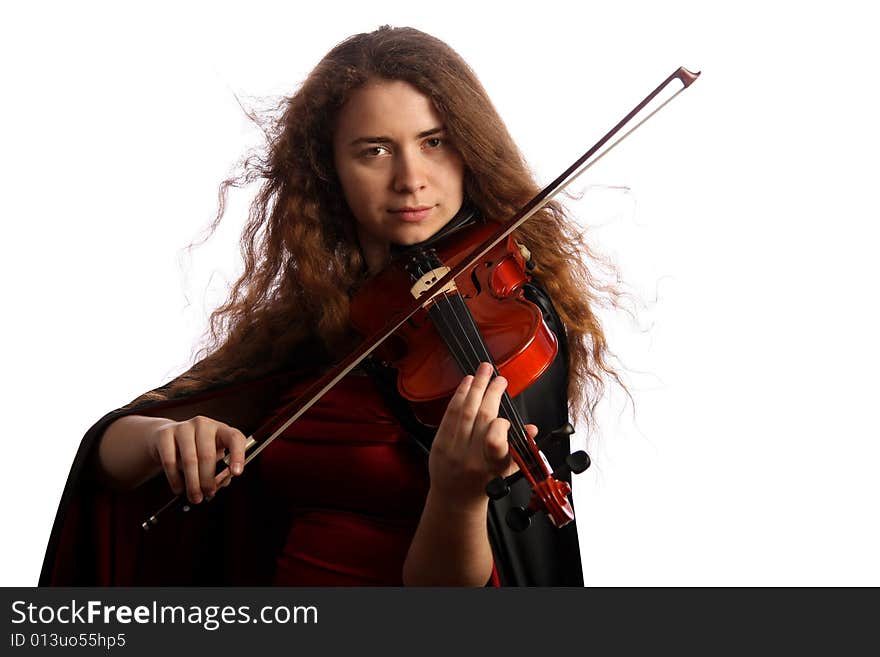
[414,256,538,473]
[429,294,532,461]
[420,257,537,468]
[440,290,541,474]
[435,289,518,427]
[434,262,528,452]
[414,254,479,372]
[413,254,538,471]
[412,255,482,377]
[445,292,531,427]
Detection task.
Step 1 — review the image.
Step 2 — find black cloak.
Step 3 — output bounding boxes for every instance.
[39,284,584,586]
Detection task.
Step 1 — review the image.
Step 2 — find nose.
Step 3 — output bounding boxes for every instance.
[392,148,427,194]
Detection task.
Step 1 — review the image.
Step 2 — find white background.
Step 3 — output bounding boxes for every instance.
[3,0,878,586]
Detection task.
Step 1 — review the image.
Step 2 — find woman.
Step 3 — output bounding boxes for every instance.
[41,26,616,586]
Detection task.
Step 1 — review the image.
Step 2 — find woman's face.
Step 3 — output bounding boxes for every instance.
[333,79,465,273]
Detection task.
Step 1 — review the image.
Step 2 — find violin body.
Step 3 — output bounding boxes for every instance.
[351,219,582,529]
[350,221,558,425]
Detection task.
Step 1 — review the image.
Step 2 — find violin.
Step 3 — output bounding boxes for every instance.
[350,215,587,529]
[142,66,700,532]
[352,216,556,419]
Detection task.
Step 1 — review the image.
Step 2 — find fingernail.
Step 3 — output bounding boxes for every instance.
[233,463,242,475]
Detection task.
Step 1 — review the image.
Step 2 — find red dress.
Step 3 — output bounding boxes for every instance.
[258,373,430,585]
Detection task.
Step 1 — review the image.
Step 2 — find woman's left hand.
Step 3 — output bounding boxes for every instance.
[427,361,530,507]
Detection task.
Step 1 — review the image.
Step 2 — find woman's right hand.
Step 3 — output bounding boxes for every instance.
[97,414,248,501]
[147,416,248,504]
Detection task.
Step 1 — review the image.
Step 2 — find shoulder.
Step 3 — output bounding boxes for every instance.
[522,279,569,355]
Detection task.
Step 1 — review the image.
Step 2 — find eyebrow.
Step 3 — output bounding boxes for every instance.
[348,126,445,147]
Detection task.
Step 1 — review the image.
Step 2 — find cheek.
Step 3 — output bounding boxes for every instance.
[338,171,378,222]
[447,158,466,192]
[336,166,362,202]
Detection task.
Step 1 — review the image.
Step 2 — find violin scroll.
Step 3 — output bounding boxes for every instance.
[486,422,590,531]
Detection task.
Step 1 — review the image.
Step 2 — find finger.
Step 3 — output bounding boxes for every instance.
[499,425,539,478]
[459,362,495,436]
[435,374,474,443]
[208,467,232,499]
[193,418,220,498]
[175,423,202,504]
[473,374,508,442]
[216,424,247,476]
[483,417,512,474]
[448,373,474,412]
[156,427,184,496]
[466,361,494,400]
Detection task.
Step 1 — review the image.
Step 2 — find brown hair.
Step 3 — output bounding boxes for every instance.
[138,26,622,421]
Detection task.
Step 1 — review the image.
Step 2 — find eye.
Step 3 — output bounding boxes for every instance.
[360,145,390,157]
[424,137,443,149]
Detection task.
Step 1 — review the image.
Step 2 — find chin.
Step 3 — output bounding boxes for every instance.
[394,233,428,246]
[392,225,438,246]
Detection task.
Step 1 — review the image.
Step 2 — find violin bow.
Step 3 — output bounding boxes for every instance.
[143,66,700,530]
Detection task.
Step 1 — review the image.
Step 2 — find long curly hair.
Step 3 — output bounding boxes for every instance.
[141,26,622,421]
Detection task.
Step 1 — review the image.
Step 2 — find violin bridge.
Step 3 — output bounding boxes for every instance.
[410,266,458,303]
[515,240,531,263]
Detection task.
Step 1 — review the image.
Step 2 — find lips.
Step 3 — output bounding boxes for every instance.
[389,205,434,222]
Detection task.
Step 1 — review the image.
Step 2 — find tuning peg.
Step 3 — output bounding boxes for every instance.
[535,423,575,451]
[486,470,524,500]
[552,450,591,480]
[506,505,534,532]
